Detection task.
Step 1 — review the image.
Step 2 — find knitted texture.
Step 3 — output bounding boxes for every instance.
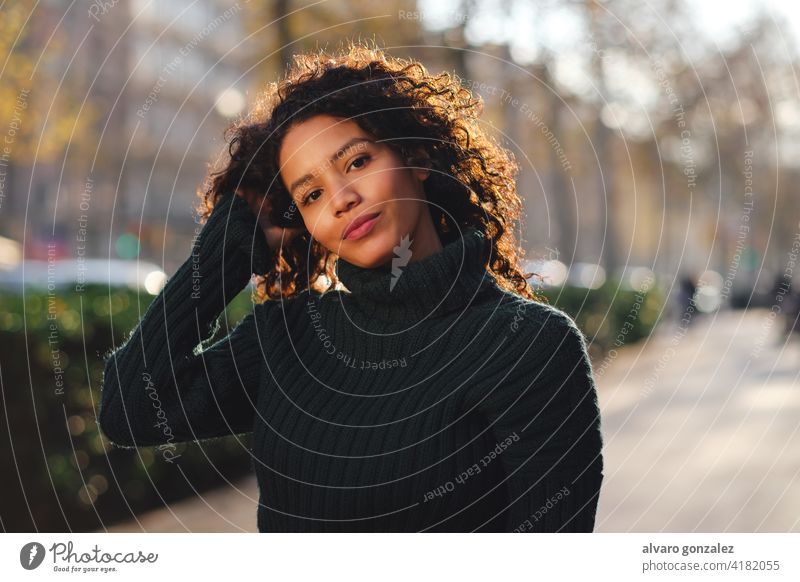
[99,199,605,532]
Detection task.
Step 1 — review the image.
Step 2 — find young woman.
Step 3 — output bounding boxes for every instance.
[99,43,604,532]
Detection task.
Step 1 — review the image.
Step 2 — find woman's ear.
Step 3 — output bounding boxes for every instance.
[407,147,432,182]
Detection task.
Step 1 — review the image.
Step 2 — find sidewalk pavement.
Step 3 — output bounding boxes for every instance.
[595,308,800,532]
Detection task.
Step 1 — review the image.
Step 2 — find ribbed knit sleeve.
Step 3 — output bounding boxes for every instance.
[98,194,272,449]
[467,306,605,532]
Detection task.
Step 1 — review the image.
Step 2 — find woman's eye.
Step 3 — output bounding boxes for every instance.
[349,155,370,170]
[301,156,369,205]
[303,189,322,205]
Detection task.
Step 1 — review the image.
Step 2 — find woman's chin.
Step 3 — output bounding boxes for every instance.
[338,231,398,269]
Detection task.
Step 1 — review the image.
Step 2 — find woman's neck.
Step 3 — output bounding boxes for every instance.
[333,227,503,329]
[404,209,444,265]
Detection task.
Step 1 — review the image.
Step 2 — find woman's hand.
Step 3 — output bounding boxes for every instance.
[235,189,305,252]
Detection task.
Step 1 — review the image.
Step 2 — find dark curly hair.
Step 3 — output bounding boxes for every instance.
[196,41,544,303]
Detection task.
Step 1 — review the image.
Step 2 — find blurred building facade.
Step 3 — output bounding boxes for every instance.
[0,0,786,304]
[2,0,250,273]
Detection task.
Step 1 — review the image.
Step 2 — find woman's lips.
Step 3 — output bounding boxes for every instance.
[343,212,381,240]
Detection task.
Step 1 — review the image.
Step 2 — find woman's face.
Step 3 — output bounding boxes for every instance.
[278,114,440,268]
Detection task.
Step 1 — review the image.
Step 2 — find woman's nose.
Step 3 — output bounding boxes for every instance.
[331,183,361,216]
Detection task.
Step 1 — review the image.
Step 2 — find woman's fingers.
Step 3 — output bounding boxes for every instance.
[263,223,305,252]
[234,189,305,252]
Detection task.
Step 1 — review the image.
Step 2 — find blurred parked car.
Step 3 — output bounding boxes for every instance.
[0,258,168,294]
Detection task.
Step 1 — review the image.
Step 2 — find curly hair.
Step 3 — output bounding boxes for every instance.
[196,41,544,303]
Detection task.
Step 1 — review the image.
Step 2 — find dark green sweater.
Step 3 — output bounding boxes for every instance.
[99,193,604,532]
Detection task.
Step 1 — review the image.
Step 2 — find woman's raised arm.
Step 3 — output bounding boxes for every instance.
[97,193,273,450]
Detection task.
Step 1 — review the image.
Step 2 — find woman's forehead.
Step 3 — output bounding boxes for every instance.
[279,115,375,186]
[281,115,368,158]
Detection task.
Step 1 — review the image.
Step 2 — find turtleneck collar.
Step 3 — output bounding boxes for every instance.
[333,227,502,327]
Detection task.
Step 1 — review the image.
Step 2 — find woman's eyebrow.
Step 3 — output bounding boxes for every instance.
[288,137,374,195]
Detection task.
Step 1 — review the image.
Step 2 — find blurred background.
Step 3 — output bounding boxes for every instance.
[1,0,798,533]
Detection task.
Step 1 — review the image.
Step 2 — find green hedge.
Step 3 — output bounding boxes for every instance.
[540,278,665,359]
[0,283,258,532]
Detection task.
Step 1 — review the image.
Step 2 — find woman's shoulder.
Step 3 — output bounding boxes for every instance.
[457,289,592,386]
[462,293,596,413]
[479,287,588,348]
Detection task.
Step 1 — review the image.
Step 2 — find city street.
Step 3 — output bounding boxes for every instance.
[102,309,800,532]
[596,308,800,532]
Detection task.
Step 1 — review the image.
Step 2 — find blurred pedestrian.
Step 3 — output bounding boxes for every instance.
[676,273,698,327]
